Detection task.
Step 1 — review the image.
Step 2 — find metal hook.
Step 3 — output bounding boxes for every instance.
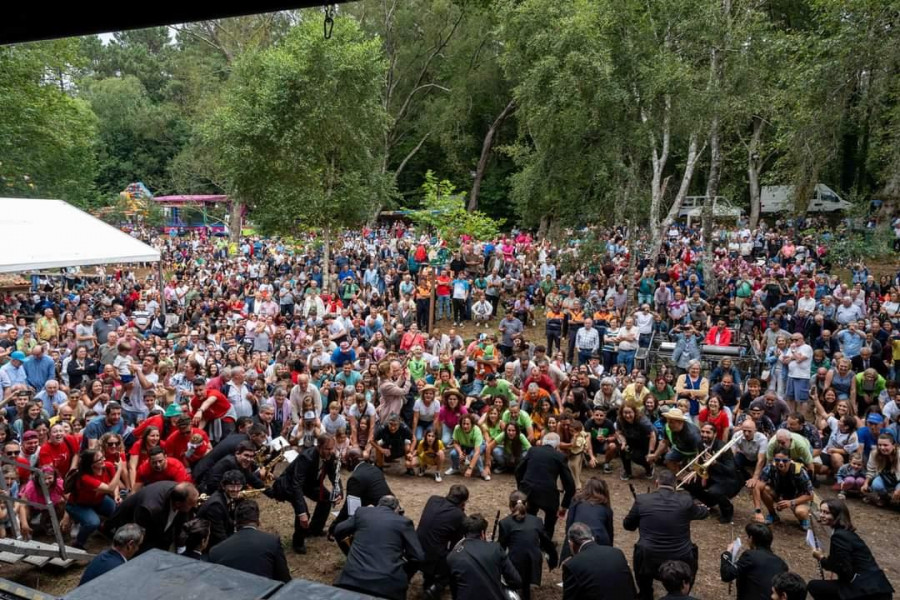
[323,4,335,39]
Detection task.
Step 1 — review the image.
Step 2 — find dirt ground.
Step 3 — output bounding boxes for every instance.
[4,312,900,598]
[5,467,900,599]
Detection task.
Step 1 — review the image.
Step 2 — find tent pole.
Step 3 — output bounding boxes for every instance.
[158,260,166,316]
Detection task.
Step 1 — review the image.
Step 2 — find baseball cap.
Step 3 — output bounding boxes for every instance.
[10,351,25,361]
[303,411,317,421]
[163,404,183,418]
[866,413,885,424]
[22,431,38,441]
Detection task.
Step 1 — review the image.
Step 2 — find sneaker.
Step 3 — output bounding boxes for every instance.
[620,473,631,481]
[603,463,613,474]
[800,519,810,531]
[765,513,780,525]
[434,472,443,483]
[837,492,846,500]
[445,467,458,476]
[483,473,491,481]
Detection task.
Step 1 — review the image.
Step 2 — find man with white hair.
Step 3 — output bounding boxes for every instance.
[514,432,576,538]
[224,367,257,418]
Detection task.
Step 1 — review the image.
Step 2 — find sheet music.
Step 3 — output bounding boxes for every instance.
[730,536,742,562]
[806,528,818,549]
[283,449,300,464]
[347,495,362,516]
[270,436,290,451]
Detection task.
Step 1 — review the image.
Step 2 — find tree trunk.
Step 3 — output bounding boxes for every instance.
[703,114,721,299]
[538,214,553,240]
[650,134,705,259]
[748,116,764,229]
[625,219,638,311]
[228,199,243,245]
[469,99,516,212]
[646,98,671,251]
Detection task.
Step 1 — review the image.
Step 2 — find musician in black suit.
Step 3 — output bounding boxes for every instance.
[415,484,469,600]
[202,441,267,495]
[446,513,522,600]
[209,500,291,582]
[192,422,266,487]
[334,496,425,600]
[329,447,394,553]
[514,432,576,538]
[103,481,199,554]
[720,523,788,600]
[562,522,636,600]
[623,469,708,600]
[685,423,743,524]
[498,491,558,600]
[268,433,339,554]
[851,348,888,379]
[196,469,245,548]
[808,499,894,600]
[659,560,701,600]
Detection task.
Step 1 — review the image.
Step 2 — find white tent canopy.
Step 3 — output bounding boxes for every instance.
[0,198,160,273]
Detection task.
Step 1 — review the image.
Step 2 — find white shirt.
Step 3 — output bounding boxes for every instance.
[633,311,654,335]
[787,343,812,379]
[617,326,640,352]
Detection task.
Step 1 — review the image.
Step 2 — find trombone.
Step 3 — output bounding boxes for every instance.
[675,436,740,490]
[197,488,267,505]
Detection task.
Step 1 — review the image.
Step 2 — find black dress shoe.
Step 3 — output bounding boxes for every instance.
[293,543,307,554]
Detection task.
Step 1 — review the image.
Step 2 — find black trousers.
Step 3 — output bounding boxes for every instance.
[416,298,431,331]
[693,482,736,521]
[525,492,559,539]
[275,483,333,549]
[546,333,561,354]
[808,579,891,600]
[622,450,653,477]
[633,545,697,600]
[452,299,467,323]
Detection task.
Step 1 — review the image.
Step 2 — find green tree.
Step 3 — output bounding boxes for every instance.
[205,16,392,288]
[0,42,99,207]
[410,170,503,243]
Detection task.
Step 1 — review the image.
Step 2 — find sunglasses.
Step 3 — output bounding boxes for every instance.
[106,441,121,448]
[773,458,790,464]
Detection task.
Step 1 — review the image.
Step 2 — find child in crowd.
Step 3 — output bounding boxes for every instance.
[834,454,866,499]
[415,430,445,482]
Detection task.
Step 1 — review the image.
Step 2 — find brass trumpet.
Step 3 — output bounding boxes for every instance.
[675,436,740,490]
[197,488,267,505]
[261,447,286,484]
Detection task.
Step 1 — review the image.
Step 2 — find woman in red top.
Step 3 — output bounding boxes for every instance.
[38,424,79,477]
[128,426,163,484]
[698,395,730,441]
[66,448,124,549]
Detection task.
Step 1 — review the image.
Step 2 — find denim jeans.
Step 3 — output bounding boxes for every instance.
[491,446,527,470]
[441,427,454,448]
[618,349,636,373]
[67,495,116,547]
[436,295,451,320]
[416,422,434,441]
[450,446,485,473]
[872,475,900,494]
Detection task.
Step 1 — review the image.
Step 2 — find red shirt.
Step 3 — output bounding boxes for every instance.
[38,436,79,475]
[71,462,115,506]
[191,389,230,421]
[698,408,730,441]
[129,440,166,469]
[164,429,211,465]
[436,275,451,297]
[135,458,191,486]
[523,374,557,394]
[132,414,169,441]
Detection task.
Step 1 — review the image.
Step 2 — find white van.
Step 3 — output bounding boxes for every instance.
[760,184,852,214]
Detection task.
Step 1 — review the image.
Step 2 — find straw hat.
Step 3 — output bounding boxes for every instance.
[663,408,687,422]
[442,388,465,403]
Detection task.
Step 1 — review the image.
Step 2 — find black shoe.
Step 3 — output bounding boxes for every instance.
[293,543,307,554]
[406,468,416,476]
[719,514,733,524]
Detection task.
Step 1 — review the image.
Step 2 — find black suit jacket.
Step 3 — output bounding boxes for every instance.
[78,548,126,586]
[498,514,558,587]
[446,538,522,600]
[416,495,466,563]
[331,462,393,532]
[623,488,708,559]
[720,547,788,600]
[334,505,424,600]
[562,542,636,600]
[209,526,291,582]
[192,433,250,486]
[700,440,743,496]
[819,528,894,599]
[196,490,235,548]
[273,445,336,514]
[105,481,190,554]
[203,455,266,495]
[515,444,576,510]
[851,355,888,378]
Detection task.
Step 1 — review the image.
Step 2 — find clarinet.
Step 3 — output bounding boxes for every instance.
[330,451,343,503]
[490,509,501,542]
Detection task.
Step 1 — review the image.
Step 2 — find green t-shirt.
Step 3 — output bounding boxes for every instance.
[501,409,533,430]
[492,432,532,453]
[453,425,484,449]
[408,358,427,382]
[482,380,516,403]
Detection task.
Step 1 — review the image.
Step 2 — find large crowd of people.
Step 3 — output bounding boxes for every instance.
[0,213,899,600]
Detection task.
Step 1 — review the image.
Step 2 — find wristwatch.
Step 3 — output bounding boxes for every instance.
[754,508,762,514]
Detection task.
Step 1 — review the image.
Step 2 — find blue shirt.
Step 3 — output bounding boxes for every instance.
[857,426,882,461]
[331,348,357,368]
[34,390,67,415]
[836,330,864,359]
[23,355,56,391]
[0,362,27,392]
[81,415,125,449]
